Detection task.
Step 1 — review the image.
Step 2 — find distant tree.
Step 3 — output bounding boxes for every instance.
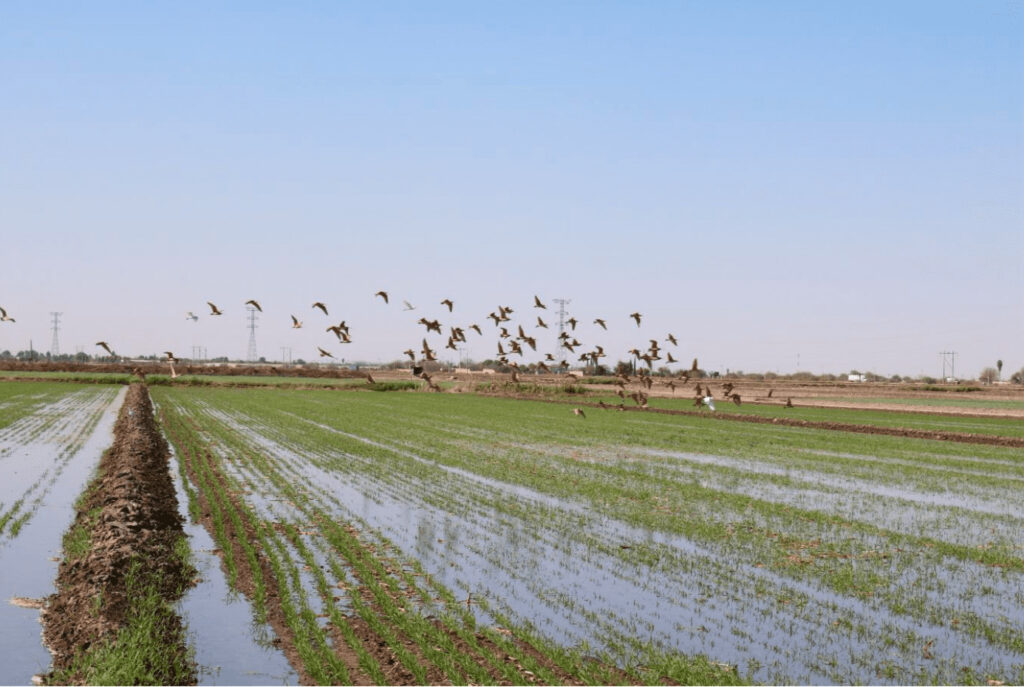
[889,374,902,383]
[1010,367,1024,384]
[979,367,999,385]
[592,363,610,376]
[997,359,1003,381]
[614,360,632,376]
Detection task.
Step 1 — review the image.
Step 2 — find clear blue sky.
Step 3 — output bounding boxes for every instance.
[2,1,1021,377]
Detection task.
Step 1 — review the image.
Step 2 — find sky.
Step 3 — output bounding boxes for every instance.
[1,1,1021,378]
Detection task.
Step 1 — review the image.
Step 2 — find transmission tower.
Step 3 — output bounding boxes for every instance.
[939,351,957,381]
[246,306,259,362]
[49,312,62,357]
[553,298,571,337]
[552,298,571,367]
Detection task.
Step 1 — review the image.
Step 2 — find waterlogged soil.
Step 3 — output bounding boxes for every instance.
[164,403,633,686]
[42,384,193,682]
[0,387,123,685]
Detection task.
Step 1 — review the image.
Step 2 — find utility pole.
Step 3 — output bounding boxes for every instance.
[49,312,62,357]
[280,346,292,364]
[246,306,259,362]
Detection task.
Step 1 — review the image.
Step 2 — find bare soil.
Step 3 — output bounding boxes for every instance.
[42,383,194,683]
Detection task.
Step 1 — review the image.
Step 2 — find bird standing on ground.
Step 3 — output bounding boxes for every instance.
[207,302,223,316]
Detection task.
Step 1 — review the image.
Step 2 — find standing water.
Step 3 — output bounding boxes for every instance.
[166,445,297,685]
[0,386,124,685]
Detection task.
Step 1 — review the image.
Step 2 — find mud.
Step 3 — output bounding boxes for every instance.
[41,384,194,683]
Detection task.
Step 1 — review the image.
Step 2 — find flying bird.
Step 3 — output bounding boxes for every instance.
[469,324,482,336]
[375,291,389,303]
[402,300,416,311]
[666,352,677,363]
[291,315,303,328]
[185,311,198,322]
[573,408,586,419]
[593,318,607,330]
[0,307,14,323]
[630,312,642,327]
[533,296,546,309]
[312,302,329,315]
[366,374,375,384]
[95,341,114,355]
[536,317,548,328]
[245,299,262,312]
[440,298,454,312]
[317,347,335,359]
[163,351,177,362]
[207,302,223,316]
[666,333,678,346]
[567,317,578,330]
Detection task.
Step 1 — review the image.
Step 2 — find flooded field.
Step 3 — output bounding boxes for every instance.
[0,383,123,685]
[151,386,1024,685]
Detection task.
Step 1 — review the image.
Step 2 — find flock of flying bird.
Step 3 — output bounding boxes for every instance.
[1,297,791,412]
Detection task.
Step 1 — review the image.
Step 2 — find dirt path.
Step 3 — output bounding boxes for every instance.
[41,383,194,683]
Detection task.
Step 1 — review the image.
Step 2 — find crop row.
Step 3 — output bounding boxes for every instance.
[0,384,120,543]
[153,386,1023,684]
[155,388,707,684]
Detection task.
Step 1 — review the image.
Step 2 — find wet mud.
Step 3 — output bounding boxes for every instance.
[41,384,193,683]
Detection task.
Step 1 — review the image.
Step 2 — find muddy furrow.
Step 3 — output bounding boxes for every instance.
[41,384,194,684]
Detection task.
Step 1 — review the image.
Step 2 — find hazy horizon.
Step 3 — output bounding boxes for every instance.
[2,2,1021,380]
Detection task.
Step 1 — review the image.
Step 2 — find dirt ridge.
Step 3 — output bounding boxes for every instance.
[41,383,194,683]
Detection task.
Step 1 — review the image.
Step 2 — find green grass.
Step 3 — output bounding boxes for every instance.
[154,385,751,684]
[151,389,1024,683]
[48,558,196,685]
[586,391,1024,438]
[0,370,134,384]
[149,385,1024,684]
